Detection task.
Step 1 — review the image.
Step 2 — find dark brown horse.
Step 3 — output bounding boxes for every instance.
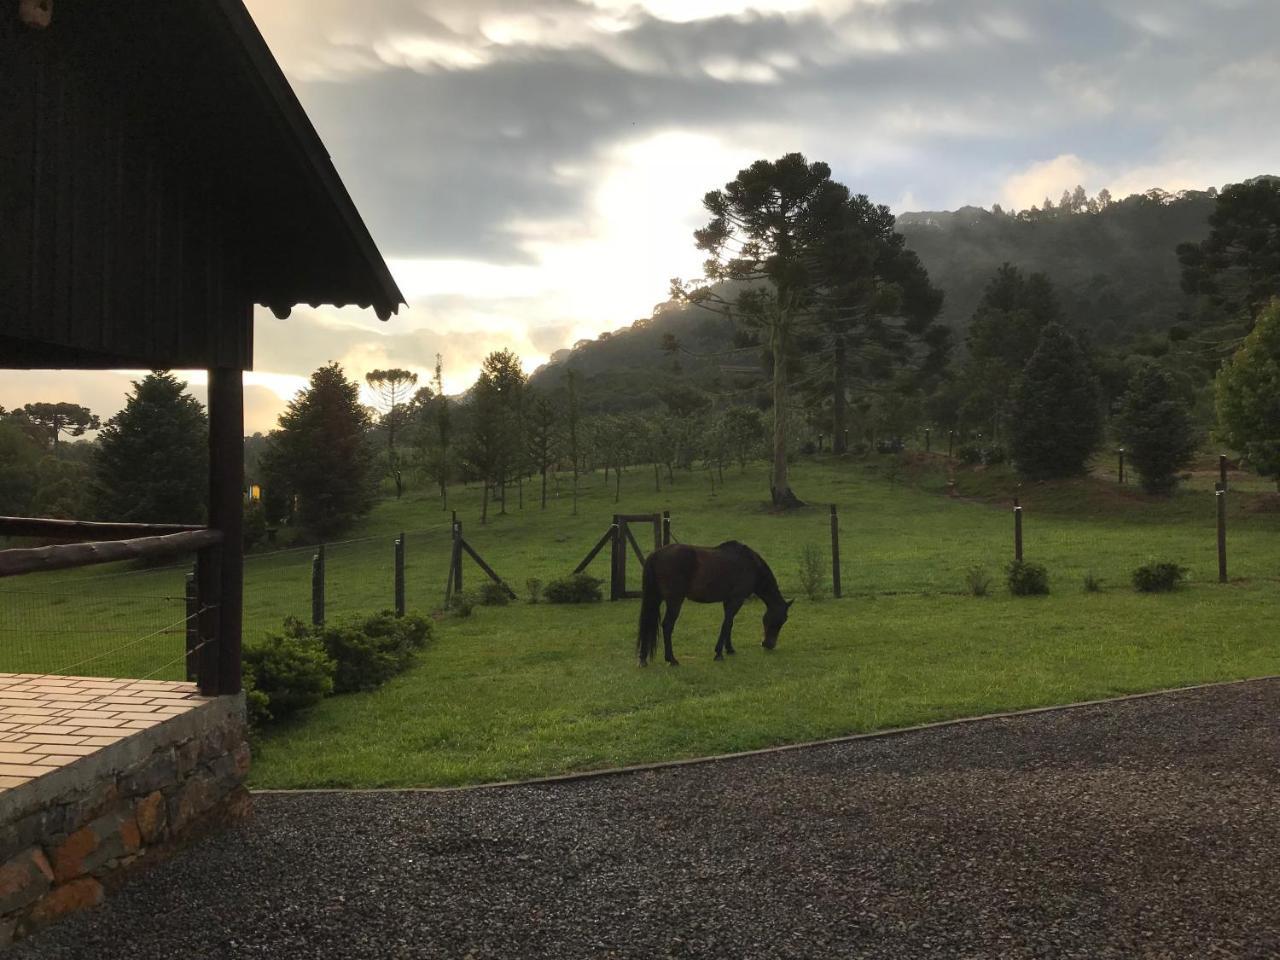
[637,541,792,666]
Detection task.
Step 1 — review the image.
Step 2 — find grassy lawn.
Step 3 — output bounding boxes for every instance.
[2,452,1277,787]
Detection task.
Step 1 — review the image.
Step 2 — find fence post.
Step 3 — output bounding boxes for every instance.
[1014,498,1023,563]
[1219,453,1228,492]
[312,543,326,626]
[184,568,199,682]
[662,510,671,546]
[454,520,463,594]
[610,515,621,600]
[924,428,930,453]
[842,429,849,452]
[1118,448,1125,485]
[195,545,221,697]
[1216,485,1227,583]
[829,504,842,599]
[394,532,406,617]
[948,430,954,460]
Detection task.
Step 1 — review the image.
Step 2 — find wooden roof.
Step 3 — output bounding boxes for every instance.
[0,1,404,370]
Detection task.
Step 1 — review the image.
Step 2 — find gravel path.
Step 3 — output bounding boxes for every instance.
[15,680,1280,959]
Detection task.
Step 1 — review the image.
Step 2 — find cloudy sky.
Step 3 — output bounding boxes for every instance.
[7,0,1279,432]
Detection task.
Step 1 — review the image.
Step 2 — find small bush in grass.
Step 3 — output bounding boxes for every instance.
[797,544,827,600]
[315,611,432,693]
[1082,571,1103,593]
[1132,562,1187,593]
[1006,560,1050,596]
[449,592,476,616]
[965,565,992,597]
[526,578,543,604]
[242,669,272,729]
[543,573,603,603]
[243,628,335,724]
[477,580,511,606]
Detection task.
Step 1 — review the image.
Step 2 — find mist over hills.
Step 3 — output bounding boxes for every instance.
[528,183,1233,414]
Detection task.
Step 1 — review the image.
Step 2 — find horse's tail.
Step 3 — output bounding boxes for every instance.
[637,555,661,663]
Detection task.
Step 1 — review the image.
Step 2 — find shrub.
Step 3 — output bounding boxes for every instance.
[242,628,335,723]
[309,611,431,693]
[477,581,511,606]
[1082,571,1103,593]
[243,500,268,551]
[449,592,476,616]
[797,544,827,600]
[242,669,271,729]
[965,565,992,597]
[1006,560,1050,596]
[526,578,543,604]
[544,573,603,603]
[1132,561,1187,593]
[957,444,982,465]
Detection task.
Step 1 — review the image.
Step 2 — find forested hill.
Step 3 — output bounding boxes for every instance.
[896,189,1216,343]
[529,186,1225,413]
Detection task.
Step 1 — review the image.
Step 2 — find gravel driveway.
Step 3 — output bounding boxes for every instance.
[14,679,1280,959]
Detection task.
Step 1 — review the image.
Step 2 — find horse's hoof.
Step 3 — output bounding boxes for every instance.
[638,659,648,668]
[667,659,680,667]
[714,653,724,661]
[726,649,736,656]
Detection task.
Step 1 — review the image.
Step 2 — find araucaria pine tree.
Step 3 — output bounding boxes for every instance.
[1009,324,1103,480]
[92,371,208,523]
[1114,363,1200,494]
[260,363,377,538]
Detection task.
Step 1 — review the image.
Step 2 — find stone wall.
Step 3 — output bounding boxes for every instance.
[0,695,250,946]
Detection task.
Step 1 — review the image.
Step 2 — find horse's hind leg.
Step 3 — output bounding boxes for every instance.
[716,598,745,660]
[661,597,684,666]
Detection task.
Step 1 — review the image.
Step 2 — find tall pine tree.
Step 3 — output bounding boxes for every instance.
[1009,324,1103,480]
[1114,363,1200,494]
[260,363,376,538]
[92,371,208,523]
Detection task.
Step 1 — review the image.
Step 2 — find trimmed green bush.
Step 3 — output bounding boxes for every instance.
[292,611,432,694]
[243,629,335,723]
[1007,560,1050,596]
[1132,562,1187,593]
[449,592,476,616]
[478,581,512,606]
[544,573,604,603]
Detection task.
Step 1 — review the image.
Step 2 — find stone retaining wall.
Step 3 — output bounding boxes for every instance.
[0,695,250,946]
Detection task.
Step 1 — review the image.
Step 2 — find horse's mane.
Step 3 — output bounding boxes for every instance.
[715,540,782,602]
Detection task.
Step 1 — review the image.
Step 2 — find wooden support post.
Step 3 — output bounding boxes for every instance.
[1219,453,1228,492]
[453,520,463,594]
[817,434,824,453]
[312,544,326,626]
[185,569,199,683]
[623,523,646,568]
[394,532,405,617]
[1014,499,1023,563]
[610,514,621,601]
[1118,448,1125,485]
[207,365,243,696]
[195,545,221,697]
[1216,485,1227,583]
[829,504,841,599]
[662,510,671,546]
[948,430,954,461]
[842,429,849,452]
[924,428,930,453]
[458,539,517,599]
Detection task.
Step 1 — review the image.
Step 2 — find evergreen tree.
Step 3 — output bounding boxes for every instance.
[92,371,208,523]
[1009,324,1103,480]
[260,363,376,538]
[0,420,42,516]
[1215,299,1280,489]
[1114,363,1200,494]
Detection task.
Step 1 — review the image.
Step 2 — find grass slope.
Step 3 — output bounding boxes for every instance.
[3,453,1276,787]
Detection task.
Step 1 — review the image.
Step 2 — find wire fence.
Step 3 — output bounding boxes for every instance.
[1,478,1275,682]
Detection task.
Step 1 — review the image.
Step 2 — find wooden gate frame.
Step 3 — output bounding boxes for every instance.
[573,512,672,600]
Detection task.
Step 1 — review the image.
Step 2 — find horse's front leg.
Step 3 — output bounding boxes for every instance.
[715,598,745,661]
[662,597,684,666]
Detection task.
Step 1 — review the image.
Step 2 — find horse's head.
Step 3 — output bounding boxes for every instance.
[762,599,793,650]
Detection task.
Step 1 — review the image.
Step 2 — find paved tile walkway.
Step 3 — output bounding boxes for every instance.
[0,674,210,790]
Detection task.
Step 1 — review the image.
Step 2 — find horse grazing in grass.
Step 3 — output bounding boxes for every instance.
[637,541,793,667]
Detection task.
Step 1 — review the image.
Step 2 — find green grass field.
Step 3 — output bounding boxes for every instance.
[2,452,1277,787]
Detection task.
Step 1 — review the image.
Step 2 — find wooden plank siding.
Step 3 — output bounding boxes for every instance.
[1,17,251,370]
